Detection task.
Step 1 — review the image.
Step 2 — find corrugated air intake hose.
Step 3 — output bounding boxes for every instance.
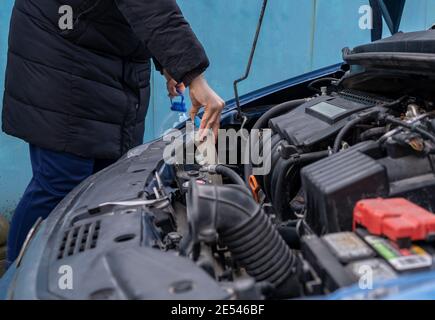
[186,182,301,298]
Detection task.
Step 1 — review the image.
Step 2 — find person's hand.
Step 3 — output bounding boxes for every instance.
[189,74,225,141]
[164,69,185,97]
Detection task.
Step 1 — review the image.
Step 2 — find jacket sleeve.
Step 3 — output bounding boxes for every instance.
[115,0,209,85]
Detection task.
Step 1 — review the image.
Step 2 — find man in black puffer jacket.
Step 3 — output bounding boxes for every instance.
[2,0,225,265]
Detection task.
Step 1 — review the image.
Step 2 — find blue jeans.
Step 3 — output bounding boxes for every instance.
[7,145,114,266]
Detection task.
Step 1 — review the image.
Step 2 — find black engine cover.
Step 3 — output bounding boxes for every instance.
[268,90,388,148]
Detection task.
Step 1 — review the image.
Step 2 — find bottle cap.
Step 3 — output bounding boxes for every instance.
[170,89,187,112]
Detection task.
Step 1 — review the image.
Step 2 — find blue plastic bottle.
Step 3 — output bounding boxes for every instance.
[170,89,188,128]
[170,89,202,128]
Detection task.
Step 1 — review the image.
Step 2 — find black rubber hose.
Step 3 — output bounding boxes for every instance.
[187,183,301,298]
[263,136,284,200]
[214,165,246,187]
[277,225,300,250]
[333,116,364,153]
[252,99,307,131]
[359,127,387,141]
[270,158,297,220]
[333,97,407,153]
[333,109,380,153]
[270,157,289,206]
[385,117,435,143]
[244,99,306,183]
[271,150,329,215]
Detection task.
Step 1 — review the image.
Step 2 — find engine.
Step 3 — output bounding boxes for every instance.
[170,89,435,296]
[170,68,435,297]
[261,90,435,234]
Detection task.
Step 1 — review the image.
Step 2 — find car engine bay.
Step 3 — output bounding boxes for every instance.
[5,30,435,300]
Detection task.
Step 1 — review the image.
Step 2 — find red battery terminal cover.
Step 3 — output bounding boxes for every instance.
[353,198,435,246]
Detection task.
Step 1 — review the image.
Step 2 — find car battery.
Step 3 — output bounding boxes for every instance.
[301,232,397,293]
[301,198,435,294]
[345,258,397,283]
[300,234,356,292]
[301,229,435,294]
[355,228,434,273]
[322,232,375,263]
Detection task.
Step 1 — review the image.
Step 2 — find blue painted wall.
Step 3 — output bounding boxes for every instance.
[1,0,435,217]
[0,0,30,217]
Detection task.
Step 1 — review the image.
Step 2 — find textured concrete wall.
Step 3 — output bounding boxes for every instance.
[0,0,434,217]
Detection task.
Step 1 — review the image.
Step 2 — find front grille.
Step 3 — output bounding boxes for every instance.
[57,220,101,260]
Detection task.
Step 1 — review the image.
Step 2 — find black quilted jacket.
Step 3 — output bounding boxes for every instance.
[2,0,209,159]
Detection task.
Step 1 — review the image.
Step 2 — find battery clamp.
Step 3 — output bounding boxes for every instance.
[353,198,435,248]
